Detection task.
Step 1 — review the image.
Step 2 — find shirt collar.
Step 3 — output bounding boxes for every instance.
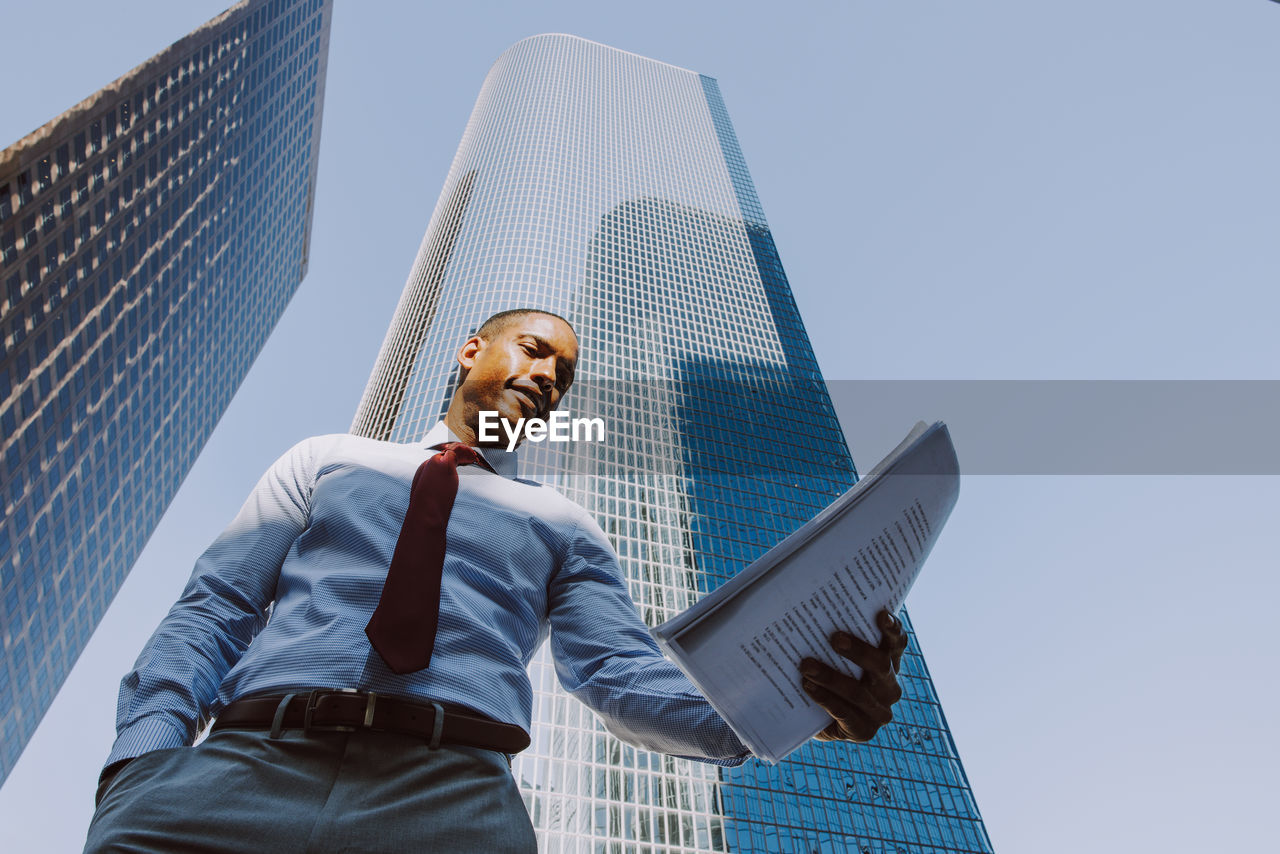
[419,420,519,480]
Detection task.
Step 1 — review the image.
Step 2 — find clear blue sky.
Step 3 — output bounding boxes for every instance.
[2,2,1278,851]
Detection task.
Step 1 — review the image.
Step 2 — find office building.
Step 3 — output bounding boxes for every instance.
[353,34,992,853]
[0,0,332,781]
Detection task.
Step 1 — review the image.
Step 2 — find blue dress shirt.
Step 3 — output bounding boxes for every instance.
[106,421,750,768]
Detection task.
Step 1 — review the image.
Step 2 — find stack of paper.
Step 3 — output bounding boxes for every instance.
[652,421,960,763]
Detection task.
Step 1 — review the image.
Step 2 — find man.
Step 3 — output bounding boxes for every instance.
[85,308,907,852]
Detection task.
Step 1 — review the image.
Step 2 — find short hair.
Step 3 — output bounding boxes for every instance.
[454,308,578,388]
[475,308,575,341]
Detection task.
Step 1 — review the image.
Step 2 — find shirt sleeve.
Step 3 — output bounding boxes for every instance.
[546,510,752,766]
[102,437,322,769]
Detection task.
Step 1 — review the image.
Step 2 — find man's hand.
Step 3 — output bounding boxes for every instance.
[800,608,908,743]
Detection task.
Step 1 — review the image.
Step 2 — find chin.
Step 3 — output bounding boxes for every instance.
[504,394,540,421]
[490,407,525,429]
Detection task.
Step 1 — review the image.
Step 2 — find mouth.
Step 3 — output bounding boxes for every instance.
[510,384,543,417]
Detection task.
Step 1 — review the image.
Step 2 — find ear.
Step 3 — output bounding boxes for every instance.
[456,335,485,372]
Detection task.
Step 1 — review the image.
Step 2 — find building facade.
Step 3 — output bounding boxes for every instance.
[0,0,332,781]
[353,34,992,853]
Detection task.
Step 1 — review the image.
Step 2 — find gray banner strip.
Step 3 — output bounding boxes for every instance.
[826,380,1280,475]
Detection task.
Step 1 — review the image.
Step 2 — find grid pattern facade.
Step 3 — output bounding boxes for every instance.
[352,34,992,853]
[0,0,332,782]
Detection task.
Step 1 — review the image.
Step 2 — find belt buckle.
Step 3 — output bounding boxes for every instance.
[303,688,358,733]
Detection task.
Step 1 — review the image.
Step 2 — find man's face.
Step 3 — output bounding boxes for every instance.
[456,314,579,434]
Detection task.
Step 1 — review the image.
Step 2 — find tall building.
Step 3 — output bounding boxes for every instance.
[0,0,332,782]
[354,34,992,853]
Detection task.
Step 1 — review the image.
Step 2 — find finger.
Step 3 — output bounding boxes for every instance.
[815,718,873,743]
[830,632,894,683]
[876,608,906,649]
[803,680,889,742]
[877,609,909,672]
[805,679,885,736]
[803,657,902,707]
[801,666,894,725]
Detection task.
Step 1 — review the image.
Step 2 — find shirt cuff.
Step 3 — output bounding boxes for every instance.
[679,748,753,767]
[669,722,753,767]
[104,714,189,768]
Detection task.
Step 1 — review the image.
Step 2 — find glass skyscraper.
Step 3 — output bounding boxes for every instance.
[0,0,332,782]
[353,34,992,853]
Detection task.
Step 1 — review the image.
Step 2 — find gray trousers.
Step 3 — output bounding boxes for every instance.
[83,728,536,853]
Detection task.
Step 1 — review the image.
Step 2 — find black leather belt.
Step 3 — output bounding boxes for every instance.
[211,690,531,754]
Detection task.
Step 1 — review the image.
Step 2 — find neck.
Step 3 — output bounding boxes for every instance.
[443,401,479,446]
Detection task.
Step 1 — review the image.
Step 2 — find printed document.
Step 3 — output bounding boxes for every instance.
[652,421,960,763]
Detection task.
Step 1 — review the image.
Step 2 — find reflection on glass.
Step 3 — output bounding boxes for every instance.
[0,0,333,782]
[353,33,992,854]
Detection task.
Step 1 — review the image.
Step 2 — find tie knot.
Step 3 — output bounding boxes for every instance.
[432,441,493,473]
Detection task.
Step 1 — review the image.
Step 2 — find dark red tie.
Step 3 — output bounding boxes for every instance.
[365,442,493,674]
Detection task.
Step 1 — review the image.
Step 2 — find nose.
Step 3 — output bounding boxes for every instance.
[529,356,556,393]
